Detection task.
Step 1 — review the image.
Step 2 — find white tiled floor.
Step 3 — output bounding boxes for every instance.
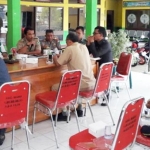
[1,71,150,150]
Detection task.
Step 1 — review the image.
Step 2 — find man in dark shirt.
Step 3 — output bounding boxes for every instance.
[87,26,112,66]
[76,26,87,45]
[87,26,112,106]
[0,58,11,145]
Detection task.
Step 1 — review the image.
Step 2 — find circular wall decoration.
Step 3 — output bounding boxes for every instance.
[140,14,149,24]
[127,14,136,23]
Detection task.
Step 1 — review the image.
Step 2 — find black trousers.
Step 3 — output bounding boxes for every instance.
[0,129,6,136]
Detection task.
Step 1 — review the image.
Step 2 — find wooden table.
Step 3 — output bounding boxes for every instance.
[7,58,98,125]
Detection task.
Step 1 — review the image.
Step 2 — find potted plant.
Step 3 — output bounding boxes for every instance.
[108,29,129,64]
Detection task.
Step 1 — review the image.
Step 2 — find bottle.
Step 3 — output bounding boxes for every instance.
[48,50,53,62]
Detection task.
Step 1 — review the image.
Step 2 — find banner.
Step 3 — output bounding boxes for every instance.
[123,1,150,7]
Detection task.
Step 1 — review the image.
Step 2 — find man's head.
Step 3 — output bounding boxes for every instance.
[24,27,35,42]
[45,29,54,41]
[76,26,85,41]
[93,26,107,41]
[66,32,78,46]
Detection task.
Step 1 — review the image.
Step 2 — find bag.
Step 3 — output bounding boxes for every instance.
[140,125,150,137]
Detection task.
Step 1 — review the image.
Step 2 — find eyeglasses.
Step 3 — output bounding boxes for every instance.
[93,32,99,35]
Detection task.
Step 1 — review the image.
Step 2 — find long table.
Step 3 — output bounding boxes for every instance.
[7,58,98,125]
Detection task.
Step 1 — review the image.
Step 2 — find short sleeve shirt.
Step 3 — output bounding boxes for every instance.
[17,37,41,52]
[40,39,61,50]
[57,42,96,91]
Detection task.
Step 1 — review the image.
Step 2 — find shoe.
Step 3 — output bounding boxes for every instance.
[52,113,71,121]
[101,103,107,106]
[100,98,107,106]
[77,110,83,117]
[0,135,5,146]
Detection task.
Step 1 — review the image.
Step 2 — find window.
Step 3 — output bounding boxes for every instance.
[126,10,150,30]
[35,7,63,40]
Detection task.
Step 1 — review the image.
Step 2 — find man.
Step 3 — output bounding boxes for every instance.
[87,26,112,66]
[53,32,96,119]
[87,26,112,106]
[75,26,87,45]
[0,58,11,145]
[17,27,41,55]
[40,29,61,52]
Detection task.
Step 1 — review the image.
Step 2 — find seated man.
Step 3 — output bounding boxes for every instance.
[87,26,112,66]
[40,29,61,52]
[75,26,87,45]
[53,32,96,119]
[17,27,41,55]
[0,58,11,145]
[87,26,112,106]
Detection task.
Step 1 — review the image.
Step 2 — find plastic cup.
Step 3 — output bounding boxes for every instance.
[104,126,112,139]
[9,54,13,60]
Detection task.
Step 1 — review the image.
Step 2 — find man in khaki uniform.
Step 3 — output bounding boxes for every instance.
[40,29,61,52]
[17,27,41,55]
[53,32,96,119]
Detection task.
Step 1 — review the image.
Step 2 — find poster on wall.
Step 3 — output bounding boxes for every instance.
[140,14,149,24]
[123,1,150,7]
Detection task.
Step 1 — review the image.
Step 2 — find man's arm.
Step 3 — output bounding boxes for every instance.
[88,41,111,58]
[55,40,62,50]
[53,55,61,66]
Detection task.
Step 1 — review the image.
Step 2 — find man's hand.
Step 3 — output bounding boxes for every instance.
[27,41,35,46]
[87,36,94,45]
[53,54,60,66]
[53,36,59,42]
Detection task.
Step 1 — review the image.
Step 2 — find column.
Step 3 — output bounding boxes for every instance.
[7,0,21,53]
[61,0,68,45]
[85,0,97,37]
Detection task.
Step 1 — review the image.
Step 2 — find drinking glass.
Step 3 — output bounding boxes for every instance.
[9,54,13,60]
[21,57,26,65]
[104,126,112,139]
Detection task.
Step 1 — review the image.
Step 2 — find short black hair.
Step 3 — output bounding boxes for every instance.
[45,29,54,34]
[95,26,107,37]
[24,27,34,35]
[66,32,79,42]
[76,26,84,32]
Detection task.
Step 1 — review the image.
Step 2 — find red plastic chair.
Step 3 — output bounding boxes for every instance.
[136,126,150,148]
[32,70,82,148]
[79,62,115,125]
[69,97,144,150]
[110,52,132,99]
[0,80,30,150]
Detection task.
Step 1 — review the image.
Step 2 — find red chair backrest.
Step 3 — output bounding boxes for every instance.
[116,52,132,75]
[56,70,82,105]
[112,97,144,150]
[94,62,113,94]
[0,80,30,124]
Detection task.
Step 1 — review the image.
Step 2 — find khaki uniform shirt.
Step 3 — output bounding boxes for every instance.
[40,39,61,50]
[17,37,41,52]
[57,42,96,91]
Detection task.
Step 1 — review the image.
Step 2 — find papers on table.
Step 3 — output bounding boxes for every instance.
[90,57,101,61]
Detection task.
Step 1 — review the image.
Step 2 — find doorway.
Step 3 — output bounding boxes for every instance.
[107,10,114,32]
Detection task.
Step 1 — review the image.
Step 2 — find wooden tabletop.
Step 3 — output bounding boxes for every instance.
[7,58,56,73]
[7,57,96,73]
